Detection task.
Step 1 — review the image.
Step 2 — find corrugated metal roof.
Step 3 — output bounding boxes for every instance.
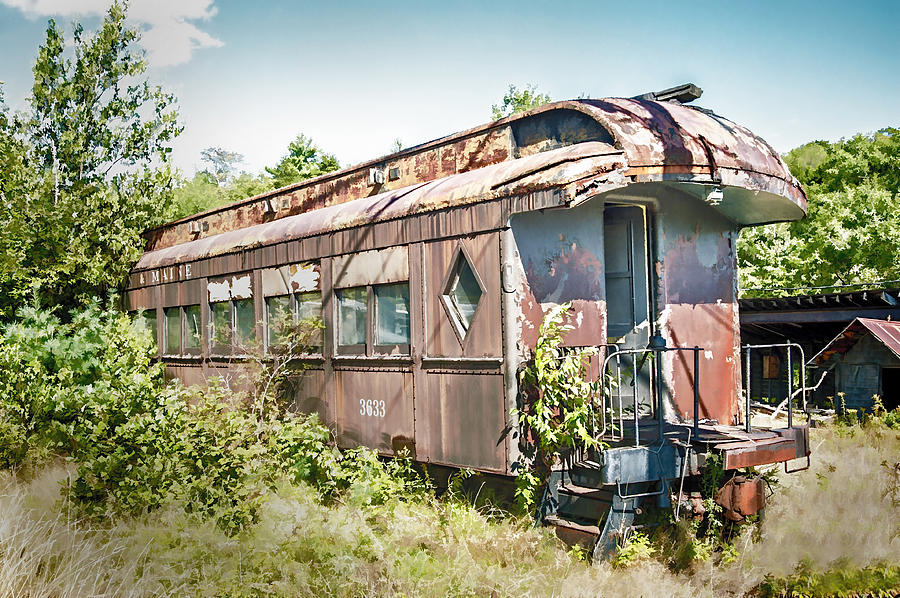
[811,317,900,364]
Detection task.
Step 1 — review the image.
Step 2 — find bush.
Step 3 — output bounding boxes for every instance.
[0,303,426,533]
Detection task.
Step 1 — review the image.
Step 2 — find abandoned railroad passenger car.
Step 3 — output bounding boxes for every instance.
[126,90,811,555]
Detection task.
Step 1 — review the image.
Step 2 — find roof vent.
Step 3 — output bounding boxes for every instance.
[632,83,703,104]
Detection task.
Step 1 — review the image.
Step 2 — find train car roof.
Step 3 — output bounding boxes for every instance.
[136,98,807,271]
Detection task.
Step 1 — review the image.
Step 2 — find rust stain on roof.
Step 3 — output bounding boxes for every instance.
[812,317,900,364]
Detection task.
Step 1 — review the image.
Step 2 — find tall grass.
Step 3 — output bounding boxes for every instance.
[1,422,896,597]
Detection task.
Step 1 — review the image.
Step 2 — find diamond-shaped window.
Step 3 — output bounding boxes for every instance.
[442,249,484,339]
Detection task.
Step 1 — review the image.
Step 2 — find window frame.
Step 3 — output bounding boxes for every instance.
[264,290,324,356]
[182,304,203,356]
[335,282,411,357]
[439,243,486,347]
[163,306,182,357]
[336,286,368,355]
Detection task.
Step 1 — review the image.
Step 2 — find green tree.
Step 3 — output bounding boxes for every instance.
[0,2,181,316]
[200,147,244,186]
[738,128,900,296]
[265,134,339,189]
[491,84,552,120]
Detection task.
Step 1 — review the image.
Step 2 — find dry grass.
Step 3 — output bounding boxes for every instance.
[1,422,897,597]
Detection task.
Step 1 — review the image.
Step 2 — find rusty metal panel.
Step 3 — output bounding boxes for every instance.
[510,200,608,350]
[332,246,408,288]
[454,127,511,172]
[142,97,804,254]
[261,262,320,297]
[655,191,742,426]
[286,368,327,423]
[335,369,414,455]
[161,282,180,308]
[125,287,154,311]
[422,372,506,472]
[425,234,502,358]
[163,364,205,387]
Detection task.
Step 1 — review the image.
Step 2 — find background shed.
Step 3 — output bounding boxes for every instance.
[810,317,900,411]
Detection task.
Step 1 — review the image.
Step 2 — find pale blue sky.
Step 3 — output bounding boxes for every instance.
[1,0,898,176]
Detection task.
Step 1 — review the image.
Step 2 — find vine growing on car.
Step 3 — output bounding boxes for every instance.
[515,302,608,511]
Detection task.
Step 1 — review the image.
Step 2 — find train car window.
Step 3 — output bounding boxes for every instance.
[234,298,255,349]
[134,310,157,349]
[297,291,323,349]
[209,301,231,354]
[183,305,202,354]
[337,287,367,351]
[443,253,483,335]
[164,307,181,355]
[375,283,410,351]
[266,295,292,349]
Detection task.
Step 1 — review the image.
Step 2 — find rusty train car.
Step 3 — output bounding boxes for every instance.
[126,86,811,555]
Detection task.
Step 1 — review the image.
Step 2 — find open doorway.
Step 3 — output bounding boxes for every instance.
[880,367,900,411]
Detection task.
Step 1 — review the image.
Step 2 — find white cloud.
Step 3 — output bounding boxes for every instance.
[1,0,223,67]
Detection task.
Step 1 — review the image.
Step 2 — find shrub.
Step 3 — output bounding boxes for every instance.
[0,303,427,533]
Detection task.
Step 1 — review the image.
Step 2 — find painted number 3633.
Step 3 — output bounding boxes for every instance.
[359,398,386,418]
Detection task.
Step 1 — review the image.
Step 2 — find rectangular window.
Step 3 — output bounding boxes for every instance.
[762,354,780,379]
[134,309,158,349]
[266,295,292,349]
[209,301,231,354]
[375,283,410,348]
[338,287,367,350]
[234,298,256,349]
[164,307,180,355]
[183,304,202,353]
[297,291,323,348]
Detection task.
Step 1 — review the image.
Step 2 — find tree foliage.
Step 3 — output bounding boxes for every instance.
[0,2,180,316]
[265,133,339,189]
[200,146,244,186]
[168,170,274,221]
[491,84,552,120]
[738,128,900,296]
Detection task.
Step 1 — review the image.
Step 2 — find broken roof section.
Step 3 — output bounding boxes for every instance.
[811,317,900,364]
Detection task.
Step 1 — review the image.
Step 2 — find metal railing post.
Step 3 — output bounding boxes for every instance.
[633,352,639,447]
[745,347,752,433]
[693,347,700,438]
[786,346,793,429]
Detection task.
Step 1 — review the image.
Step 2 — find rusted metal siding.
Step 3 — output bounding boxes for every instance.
[286,367,328,426]
[425,234,502,358]
[332,246,408,288]
[134,144,622,274]
[335,369,414,454]
[422,373,506,472]
[654,189,742,426]
[509,199,608,350]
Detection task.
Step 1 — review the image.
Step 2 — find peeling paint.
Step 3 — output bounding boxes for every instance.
[207,279,231,302]
[231,274,252,299]
[289,263,320,292]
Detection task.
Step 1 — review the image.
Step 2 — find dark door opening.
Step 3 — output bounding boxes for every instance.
[880,367,900,411]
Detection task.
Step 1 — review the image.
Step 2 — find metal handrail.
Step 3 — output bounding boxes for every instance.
[544,343,705,449]
[741,342,807,432]
[601,345,705,445]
